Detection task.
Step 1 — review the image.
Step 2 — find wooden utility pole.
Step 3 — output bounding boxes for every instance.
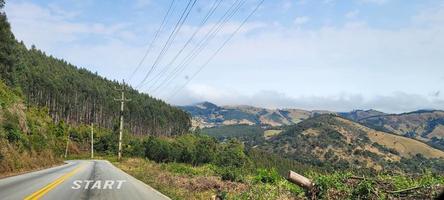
[114,80,131,160]
[91,123,94,159]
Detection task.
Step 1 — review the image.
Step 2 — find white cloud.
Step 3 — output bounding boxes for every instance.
[4,1,444,113]
[5,2,134,48]
[171,84,444,113]
[165,4,444,111]
[4,2,144,79]
[293,16,310,25]
[412,3,444,26]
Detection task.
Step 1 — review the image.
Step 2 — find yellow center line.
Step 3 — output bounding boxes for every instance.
[24,164,85,200]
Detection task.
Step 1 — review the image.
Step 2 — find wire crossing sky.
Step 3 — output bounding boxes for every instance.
[5,0,444,113]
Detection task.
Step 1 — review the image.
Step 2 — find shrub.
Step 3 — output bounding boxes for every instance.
[351,179,375,199]
[125,139,145,157]
[95,132,117,154]
[218,166,244,182]
[214,139,248,168]
[144,136,176,163]
[192,135,217,165]
[254,168,280,184]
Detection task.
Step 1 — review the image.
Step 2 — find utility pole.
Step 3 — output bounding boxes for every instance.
[91,123,94,159]
[114,80,131,160]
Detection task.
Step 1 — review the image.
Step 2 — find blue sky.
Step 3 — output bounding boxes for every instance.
[4,0,444,113]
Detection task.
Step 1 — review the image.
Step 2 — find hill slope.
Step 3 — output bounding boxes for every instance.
[356,110,444,150]
[257,114,444,172]
[0,80,63,173]
[338,109,386,121]
[0,8,190,136]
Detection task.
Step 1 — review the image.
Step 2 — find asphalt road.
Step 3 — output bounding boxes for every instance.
[0,160,170,200]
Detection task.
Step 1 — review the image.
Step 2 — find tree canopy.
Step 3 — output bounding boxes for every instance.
[0,5,191,136]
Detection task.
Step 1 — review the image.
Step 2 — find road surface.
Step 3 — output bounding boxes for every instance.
[0,160,170,200]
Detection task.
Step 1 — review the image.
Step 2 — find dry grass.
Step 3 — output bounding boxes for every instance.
[115,158,248,200]
[335,117,444,159]
[0,139,62,176]
[367,130,444,159]
[264,129,283,139]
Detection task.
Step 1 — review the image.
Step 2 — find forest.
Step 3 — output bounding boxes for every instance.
[0,2,190,136]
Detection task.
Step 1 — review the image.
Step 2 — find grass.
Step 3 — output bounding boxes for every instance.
[367,130,444,159]
[336,117,444,159]
[264,129,282,139]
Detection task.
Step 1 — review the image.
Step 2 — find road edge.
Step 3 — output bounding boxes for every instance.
[0,161,67,180]
[106,160,172,200]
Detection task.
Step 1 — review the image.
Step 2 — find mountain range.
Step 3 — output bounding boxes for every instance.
[179,102,444,151]
[179,101,332,128]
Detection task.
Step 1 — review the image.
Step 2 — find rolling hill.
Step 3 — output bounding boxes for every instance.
[182,102,444,152]
[248,114,444,172]
[353,110,444,151]
[179,102,331,128]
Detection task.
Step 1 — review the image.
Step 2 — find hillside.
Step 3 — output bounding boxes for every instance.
[0,9,190,136]
[356,110,444,150]
[254,114,444,172]
[0,80,64,173]
[180,102,331,128]
[338,109,386,121]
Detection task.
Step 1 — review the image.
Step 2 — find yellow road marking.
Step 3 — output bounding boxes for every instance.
[24,164,84,200]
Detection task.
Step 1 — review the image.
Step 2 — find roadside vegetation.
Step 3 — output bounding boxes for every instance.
[114,133,444,199]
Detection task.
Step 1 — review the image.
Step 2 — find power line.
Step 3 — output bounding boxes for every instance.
[136,0,198,89]
[141,0,223,90]
[167,0,265,100]
[128,0,176,81]
[150,0,245,94]
[152,0,247,95]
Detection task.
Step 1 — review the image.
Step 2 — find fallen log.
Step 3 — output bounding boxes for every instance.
[287,170,315,190]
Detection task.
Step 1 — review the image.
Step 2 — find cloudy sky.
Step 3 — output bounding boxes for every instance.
[4,0,444,113]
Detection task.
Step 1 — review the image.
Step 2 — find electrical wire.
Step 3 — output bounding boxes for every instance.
[167,0,265,100]
[136,0,198,89]
[151,0,245,94]
[141,0,223,90]
[128,0,176,81]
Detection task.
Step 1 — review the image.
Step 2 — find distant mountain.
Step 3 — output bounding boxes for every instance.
[355,110,444,150]
[179,102,331,128]
[180,102,444,151]
[339,109,386,121]
[258,114,444,171]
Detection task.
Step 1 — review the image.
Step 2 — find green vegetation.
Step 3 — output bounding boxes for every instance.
[358,110,444,151]
[0,1,191,175]
[0,80,62,174]
[201,124,264,140]
[117,154,444,199]
[0,3,190,136]
[241,114,444,174]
